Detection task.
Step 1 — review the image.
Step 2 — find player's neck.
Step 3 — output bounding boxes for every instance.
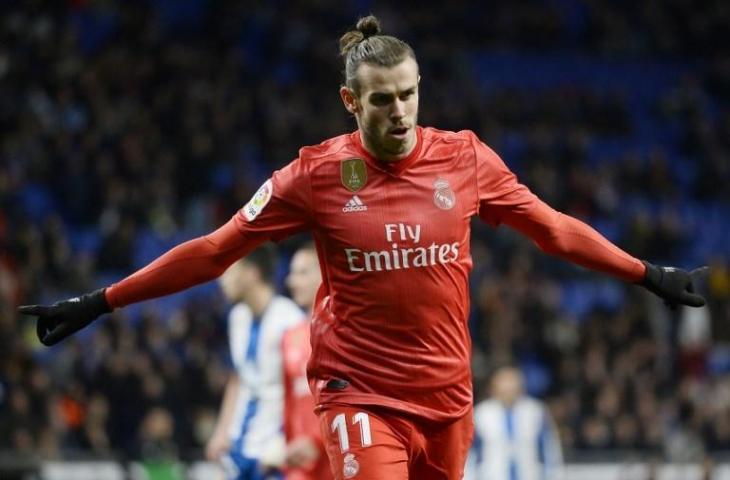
[243,284,274,317]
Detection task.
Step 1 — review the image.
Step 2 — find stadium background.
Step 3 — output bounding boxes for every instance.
[1,0,729,478]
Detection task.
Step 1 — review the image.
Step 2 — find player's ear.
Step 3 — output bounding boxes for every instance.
[340,86,359,115]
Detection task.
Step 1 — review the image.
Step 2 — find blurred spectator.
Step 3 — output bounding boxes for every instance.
[137,407,184,480]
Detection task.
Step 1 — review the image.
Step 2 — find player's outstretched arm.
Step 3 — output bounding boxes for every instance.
[472,133,708,309]
[18,217,257,346]
[498,200,707,308]
[20,156,312,345]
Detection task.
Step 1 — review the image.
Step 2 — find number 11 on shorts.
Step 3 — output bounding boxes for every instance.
[331,412,373,452]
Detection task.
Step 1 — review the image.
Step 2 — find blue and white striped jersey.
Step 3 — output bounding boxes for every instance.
[226,295,304,460]
[465,397,563,480]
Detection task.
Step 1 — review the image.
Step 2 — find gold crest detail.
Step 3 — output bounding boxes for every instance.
[341,158,367,192]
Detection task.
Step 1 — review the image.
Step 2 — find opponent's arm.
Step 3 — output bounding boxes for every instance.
[205,372,241,461]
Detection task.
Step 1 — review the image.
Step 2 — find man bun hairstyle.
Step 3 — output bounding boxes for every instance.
[339,15,417,95]
[339,15,381,55]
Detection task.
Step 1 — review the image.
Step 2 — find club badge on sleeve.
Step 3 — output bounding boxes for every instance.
[242,179,273,221]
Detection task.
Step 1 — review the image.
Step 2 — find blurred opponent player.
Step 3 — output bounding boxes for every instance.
[465,366,563,480]
[281,243,333,480]
[206,246,303,480]
[22,14,707,480]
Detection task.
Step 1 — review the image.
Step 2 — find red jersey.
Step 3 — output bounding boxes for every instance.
[281,321,332,480]
[106,127,645,422]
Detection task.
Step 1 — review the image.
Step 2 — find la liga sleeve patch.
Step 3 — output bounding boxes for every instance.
[242,179,273,221]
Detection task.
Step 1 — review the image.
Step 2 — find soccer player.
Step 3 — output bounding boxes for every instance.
[20,15,707,480]
[206,246,303,480]
[281,243,333,480]
[465,366,563,480]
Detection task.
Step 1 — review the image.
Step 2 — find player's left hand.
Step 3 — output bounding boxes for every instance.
[640,261,708,308]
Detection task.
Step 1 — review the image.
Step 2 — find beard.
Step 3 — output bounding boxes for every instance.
[360,116,417,161]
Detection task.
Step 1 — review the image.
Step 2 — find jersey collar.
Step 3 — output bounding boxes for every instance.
[350,126,423,176]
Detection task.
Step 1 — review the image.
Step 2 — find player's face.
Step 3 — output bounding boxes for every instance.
[286,249,321,311]
[341,57,420,162]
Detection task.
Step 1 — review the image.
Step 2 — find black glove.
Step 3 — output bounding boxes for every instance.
[640,261,708,308]
[18,288,112,346]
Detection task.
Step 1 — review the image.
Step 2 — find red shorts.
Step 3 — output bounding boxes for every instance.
[318,405,473,480]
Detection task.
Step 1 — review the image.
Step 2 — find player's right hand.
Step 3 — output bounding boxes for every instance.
[18,288,111,346]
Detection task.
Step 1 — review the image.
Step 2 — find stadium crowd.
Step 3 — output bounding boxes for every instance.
[1,0,729,466]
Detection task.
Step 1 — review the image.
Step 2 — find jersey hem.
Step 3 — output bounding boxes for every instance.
[314,392,472,424]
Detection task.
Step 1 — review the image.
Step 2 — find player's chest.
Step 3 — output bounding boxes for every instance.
[311,158,475,247]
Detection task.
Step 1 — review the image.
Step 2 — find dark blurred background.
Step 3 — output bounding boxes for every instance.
[1,0,729,472]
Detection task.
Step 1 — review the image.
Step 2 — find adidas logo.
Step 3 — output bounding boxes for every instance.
[342,195,368,213]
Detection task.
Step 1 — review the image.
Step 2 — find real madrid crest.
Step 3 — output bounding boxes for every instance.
[341,158,367,192]
[433,177,456,210]
[343,453,360,478]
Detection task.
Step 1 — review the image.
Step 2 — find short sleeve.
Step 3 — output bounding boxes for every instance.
[233,156,312,242]
[470,131,539,227]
